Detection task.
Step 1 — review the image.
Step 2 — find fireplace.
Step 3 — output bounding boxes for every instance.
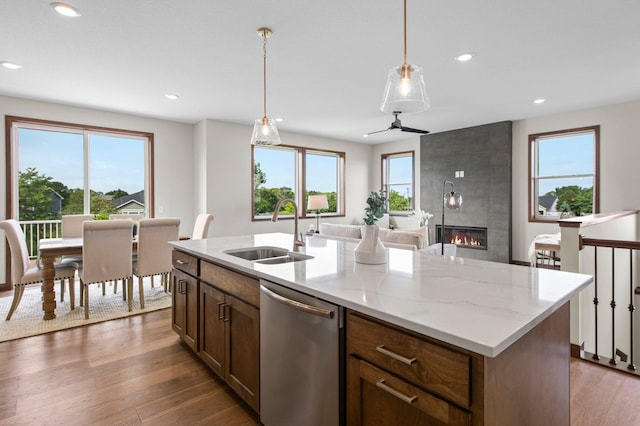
[436,225,488,250]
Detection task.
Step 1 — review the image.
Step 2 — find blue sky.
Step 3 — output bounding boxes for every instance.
[254,147,337,193]
[537,133,594,195]
[18,128,145,194]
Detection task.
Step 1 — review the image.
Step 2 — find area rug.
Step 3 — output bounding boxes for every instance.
[0,278,172,342]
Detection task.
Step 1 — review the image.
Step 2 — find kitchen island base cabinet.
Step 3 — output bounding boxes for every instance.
[199,263,260,413]
[347,303,571,426]
[171,267,198,352]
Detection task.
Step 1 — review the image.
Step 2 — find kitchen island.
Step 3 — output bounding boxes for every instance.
[170,232,593,425]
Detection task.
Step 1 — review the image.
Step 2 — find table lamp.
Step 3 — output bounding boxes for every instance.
[307,194,329,233]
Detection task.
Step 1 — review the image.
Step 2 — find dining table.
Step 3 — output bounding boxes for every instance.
[38,237,138,320]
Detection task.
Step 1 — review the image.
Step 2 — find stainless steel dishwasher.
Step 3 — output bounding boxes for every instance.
[260,279,344,426]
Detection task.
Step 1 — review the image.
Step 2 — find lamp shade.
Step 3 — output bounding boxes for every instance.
[307,194,329,211]
[380,64,430,114]
[250,117,281,146]
[445,192,462,209]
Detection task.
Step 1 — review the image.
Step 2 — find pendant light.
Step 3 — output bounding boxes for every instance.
[380,0,429,114]
[251,27,281,146]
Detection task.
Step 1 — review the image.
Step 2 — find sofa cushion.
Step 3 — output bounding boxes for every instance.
[319,223,362,239]
[390,215,421,230]
[379,228,424,250]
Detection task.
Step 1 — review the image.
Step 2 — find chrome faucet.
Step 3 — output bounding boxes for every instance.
[272,198,305,251]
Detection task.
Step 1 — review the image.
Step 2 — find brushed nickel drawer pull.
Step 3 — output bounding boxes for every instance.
[176,259,188,265]
[376,379,417,404]
[376,345,417,365]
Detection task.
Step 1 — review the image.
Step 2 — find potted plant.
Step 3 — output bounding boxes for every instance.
[364,190,387,225]
[355,191,388,264]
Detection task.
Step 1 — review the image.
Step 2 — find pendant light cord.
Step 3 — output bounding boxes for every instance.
[262,30,268,120]
[403,0,407,66]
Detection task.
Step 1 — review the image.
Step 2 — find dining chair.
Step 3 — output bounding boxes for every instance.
[0,219,77,320]
[133,218,180,308]
[109,213,144,221]
[58,214,94,265]
[79,220,134,319]
[192,213,214,239]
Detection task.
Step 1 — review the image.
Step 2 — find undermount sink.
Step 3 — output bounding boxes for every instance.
[255,252,313,264]
[224,246,313,264]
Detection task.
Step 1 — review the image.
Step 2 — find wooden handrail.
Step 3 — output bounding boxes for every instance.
[559,210,638,228]
[579,235,640,251]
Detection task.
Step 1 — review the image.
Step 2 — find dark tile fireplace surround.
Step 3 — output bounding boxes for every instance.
[420,121,512,263]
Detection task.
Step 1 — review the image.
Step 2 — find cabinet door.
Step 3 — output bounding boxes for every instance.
[171,269,187,337]
[184,272,199,351]
[347,357,470,426]
[226,295,260,412]
[171,268,198,351]
[199,282,226,376]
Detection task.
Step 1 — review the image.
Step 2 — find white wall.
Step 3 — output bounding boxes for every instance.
[512,100,640,262]
[194,119,373,237]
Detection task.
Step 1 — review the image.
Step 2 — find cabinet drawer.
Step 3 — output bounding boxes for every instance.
[355,358,470,426]
[200,261,259,307]
[347,312,471,408]
[172,250,198,276]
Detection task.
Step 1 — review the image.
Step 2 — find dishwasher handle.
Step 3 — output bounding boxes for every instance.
[260,285,334,319]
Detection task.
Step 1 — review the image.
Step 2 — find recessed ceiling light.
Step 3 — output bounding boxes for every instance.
[362,134,369,138]
[275,117,284,122]
[50,2,81,17]
[455,53,475,62]
[1,61,23,70]
[164,94,179,100]
[533,98,546,104]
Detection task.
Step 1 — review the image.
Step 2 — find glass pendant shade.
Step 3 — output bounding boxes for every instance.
[445,192,463,209]
[380,64,430,114]
[250,117,281,146]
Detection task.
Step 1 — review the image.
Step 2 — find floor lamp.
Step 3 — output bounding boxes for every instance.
[307,194,329,233]
[442,181,462,255]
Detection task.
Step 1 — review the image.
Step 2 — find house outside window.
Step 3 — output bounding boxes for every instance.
[529,125,599,222]
[252,145,344,220]
[6,116,153,221]
[382,151,414,214]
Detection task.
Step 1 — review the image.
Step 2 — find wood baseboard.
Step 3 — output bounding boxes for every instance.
[510,260,530,267]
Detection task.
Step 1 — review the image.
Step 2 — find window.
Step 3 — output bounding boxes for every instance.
[252,145,344,220]
[6,116,154,220]
[382,151,414,214]
[529,126,599,221]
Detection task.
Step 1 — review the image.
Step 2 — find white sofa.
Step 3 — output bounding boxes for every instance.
[317,222,457,256]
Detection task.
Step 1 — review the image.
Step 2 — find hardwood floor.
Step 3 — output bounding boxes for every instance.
[1,307,639,425]
[0,309,259,425]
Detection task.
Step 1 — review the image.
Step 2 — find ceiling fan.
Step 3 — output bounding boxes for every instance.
[365,111,430,137]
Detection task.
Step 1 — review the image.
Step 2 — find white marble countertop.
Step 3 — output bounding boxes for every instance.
[170,232,593,357]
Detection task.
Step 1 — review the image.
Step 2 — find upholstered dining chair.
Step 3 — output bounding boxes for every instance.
[132,218,180,308]
[55,214,94,303]
[79,220,134,319]
[192,213,213,240]
[109,213,144,221]
[0,219,77,320]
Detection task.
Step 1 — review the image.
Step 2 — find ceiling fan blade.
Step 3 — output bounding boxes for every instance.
[365,128,390,136]
[400,126,430,134]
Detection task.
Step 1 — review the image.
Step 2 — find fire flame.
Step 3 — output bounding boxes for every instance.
[450,234,482,247]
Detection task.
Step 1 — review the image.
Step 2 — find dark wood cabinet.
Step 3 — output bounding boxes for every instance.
[171,261,198,352]
[198,261,260,412]
[347,312,471,426]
